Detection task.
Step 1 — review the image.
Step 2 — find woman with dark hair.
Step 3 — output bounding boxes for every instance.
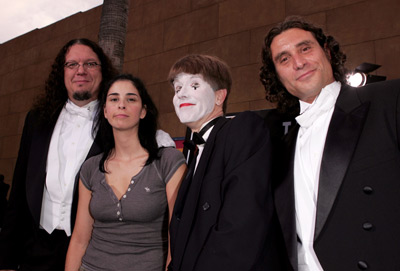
[65,74,186,271]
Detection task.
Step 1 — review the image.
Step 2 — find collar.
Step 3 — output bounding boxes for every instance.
[296,81,341,128]
[184,116,222,150]
[65,99,99,120]
[196,116,222,143]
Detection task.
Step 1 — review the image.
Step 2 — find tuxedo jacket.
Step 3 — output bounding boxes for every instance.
[169,111,285,271]
[0,176,9,227]
[0,109,102,269]
[275,79,400,271]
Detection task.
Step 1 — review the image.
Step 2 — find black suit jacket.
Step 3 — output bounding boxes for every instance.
[0,175,9,227]
[0,109,102,269]
[169,111,285,271]
[275,80,400,271]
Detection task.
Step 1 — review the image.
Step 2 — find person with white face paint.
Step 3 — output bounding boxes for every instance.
[167,54,286,271]
[173,73,220,131]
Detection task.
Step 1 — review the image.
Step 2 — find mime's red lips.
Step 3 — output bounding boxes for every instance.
[180,103,195,108]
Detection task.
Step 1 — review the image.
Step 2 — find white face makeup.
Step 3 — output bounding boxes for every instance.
[173,73,216,126]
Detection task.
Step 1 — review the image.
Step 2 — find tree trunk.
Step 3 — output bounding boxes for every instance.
[98,0,130,72]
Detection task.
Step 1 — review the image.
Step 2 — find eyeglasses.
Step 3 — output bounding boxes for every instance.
[64,61,101,70]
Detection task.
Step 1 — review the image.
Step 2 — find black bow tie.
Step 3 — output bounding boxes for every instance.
[183,117,222,166]
[183,117,222,152]
[192,132,206,145]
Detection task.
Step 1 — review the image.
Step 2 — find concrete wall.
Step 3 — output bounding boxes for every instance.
[0,0,399,187]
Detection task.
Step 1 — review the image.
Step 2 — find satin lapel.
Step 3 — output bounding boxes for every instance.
[71,132,103,227]
[77,131,103,190]
[314,86,370,240]
[74,132,103,194]
[170,157,195,268]
[173,117,229,269]
[275,123,299,271]
[85,132,103,160]
[26,114,59,225]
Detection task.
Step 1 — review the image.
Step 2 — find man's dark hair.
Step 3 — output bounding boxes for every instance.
[98,74,160,172]
[260,16,347,116]
[32,38,118,124]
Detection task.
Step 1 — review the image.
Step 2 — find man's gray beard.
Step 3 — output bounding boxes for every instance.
[73,91,92,101]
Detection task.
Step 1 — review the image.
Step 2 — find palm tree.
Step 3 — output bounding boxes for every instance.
[98,0,130,72]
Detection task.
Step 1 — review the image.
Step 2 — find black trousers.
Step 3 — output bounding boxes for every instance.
[19,229,70,271]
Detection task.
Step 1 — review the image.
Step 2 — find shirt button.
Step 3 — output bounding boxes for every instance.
[131,180,134,184]
[362,222,374,231]
[119,218,123,221]
[358,261,368,270]
[117,211,120,215]
[117,203,120,207]
[123,195,127,199]
[127,188,131,192]
[202,202,210,211]
[363,186,373,195]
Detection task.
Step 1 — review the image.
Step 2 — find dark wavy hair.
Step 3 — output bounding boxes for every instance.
[32,38,118,130]
[260,16,347,116]
[98,74,160,173]
[168,54,232,113]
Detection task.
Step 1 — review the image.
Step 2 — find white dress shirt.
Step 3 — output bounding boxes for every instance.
[40,99,98,236]
[294,81,341,271]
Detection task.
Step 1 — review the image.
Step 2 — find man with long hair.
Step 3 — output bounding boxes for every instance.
[0,39,118,270]
[260,16,400,270]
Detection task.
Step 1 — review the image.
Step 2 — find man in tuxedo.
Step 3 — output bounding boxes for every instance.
[0,38,177,271]
[167,54,283,270]
[260,16,400,270]
[0,39,118,271]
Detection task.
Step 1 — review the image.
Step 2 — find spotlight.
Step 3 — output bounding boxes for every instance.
[346,62,386,87]
[347,72,367,87]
